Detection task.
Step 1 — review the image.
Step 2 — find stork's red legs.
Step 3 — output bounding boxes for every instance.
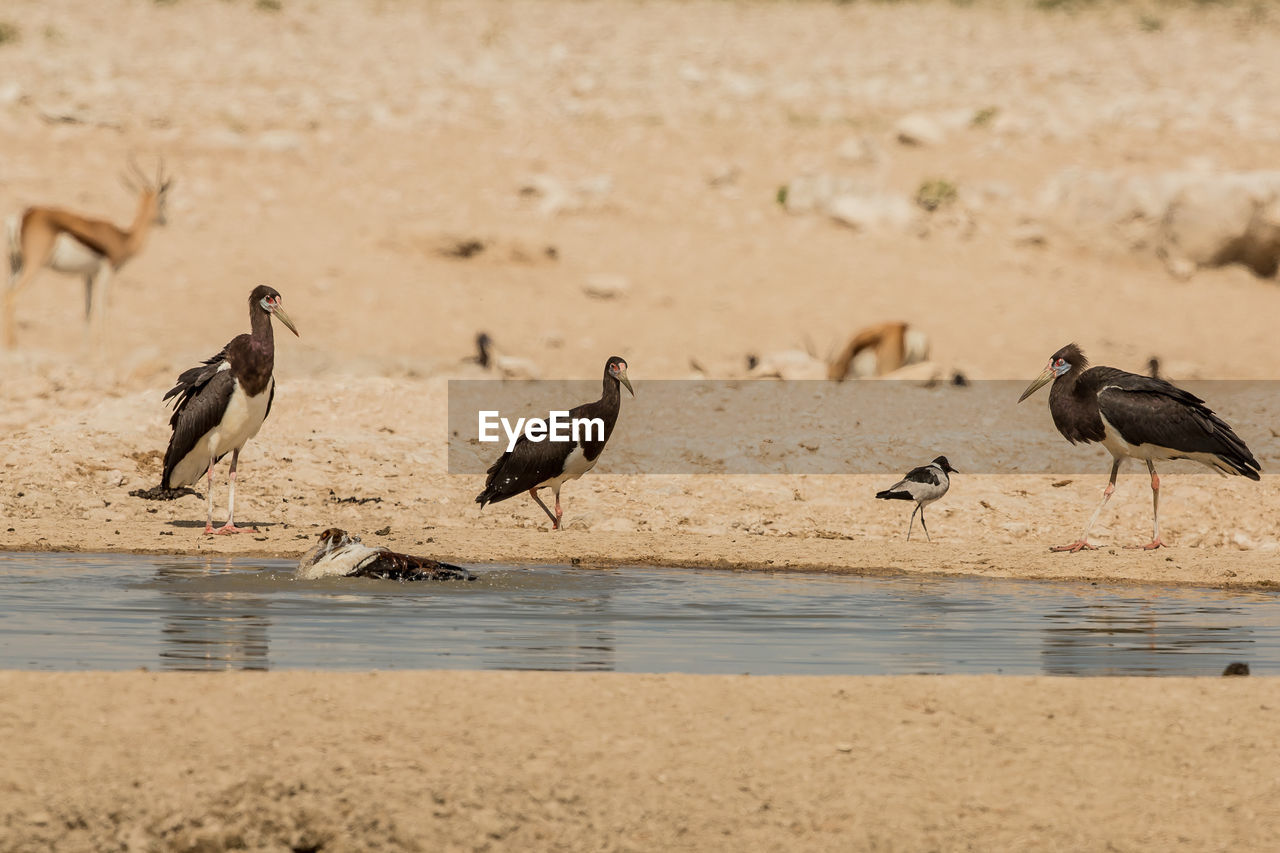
[529,488,559,530]
[1052,458,1120,553]
[1126,462,1165,550]
[205,449,258,535]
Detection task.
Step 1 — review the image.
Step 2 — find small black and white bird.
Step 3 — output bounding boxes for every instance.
[297,528,474,581]
[876,456,958,542]
[475,356,633,530]
[160,285,299,535]
[1018,343,1260,551]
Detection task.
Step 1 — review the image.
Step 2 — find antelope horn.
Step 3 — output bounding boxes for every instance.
[127,153,150,189]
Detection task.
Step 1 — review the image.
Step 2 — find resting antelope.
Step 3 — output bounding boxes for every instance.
[4,157,173,348]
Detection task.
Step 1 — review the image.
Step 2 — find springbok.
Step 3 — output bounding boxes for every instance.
[4,157,173,348]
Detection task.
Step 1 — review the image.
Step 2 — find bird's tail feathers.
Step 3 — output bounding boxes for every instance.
[876,489,912,501]
[1219,451,1262,481]
[1204,415,1262,480]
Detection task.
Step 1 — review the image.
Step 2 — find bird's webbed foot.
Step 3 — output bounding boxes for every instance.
[1049,540,1098,553]
[213,523,258,535]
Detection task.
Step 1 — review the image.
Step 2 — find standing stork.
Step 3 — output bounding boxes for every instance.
[1018,343,1260,551]
[5,157,173,348]
[476,356,633,530]
[160,285,299,535]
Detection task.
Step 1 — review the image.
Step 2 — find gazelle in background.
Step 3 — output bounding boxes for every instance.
[5,157,173,349]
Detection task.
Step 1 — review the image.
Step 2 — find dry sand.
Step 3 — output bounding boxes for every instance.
[3,672,1279,852]
[3,0,1280,848]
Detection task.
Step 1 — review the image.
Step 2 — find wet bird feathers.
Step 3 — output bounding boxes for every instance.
[297,529,473,581]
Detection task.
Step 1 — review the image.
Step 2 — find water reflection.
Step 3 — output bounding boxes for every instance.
[1040,597,1256,676]
[0,552,1277,675]
[460,569,619,671]
[147,562,620,672]
[153,562,271,671]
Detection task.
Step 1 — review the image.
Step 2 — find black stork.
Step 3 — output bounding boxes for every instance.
[296,528,475,581]
[1018,343,1260,551]
[160,285,299,534]
[475,356,633,530]
[876,456,958,541]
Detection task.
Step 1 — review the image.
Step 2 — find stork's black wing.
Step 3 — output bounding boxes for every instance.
[161,363,235,489]
[475,436,570,506]
[1092,369,1260,479]
[351,551,475,582]
[163,344,231,408]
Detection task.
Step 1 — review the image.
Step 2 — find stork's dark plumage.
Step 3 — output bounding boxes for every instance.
[160,285,299,535]
[1019,343,1260,551]
[876,456,957,541]
[475,356,633,530]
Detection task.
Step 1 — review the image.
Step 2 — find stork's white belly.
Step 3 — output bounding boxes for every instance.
[169,374,274,486]
[1098,413,1230,474]
[48,234,105,275]
[542,445,598,491]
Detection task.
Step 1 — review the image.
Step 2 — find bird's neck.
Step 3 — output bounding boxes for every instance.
[588,375,622,438]
[600,372,619,405]
[232,309,276,396]
[250,308,275,353]
[1051,366,1089,399]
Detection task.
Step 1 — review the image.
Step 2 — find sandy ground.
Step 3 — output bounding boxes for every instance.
[2,672,1279,852]
[3,0,1280,848]
[2,0,1280,581]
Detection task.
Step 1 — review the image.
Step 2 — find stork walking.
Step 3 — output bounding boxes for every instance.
[876,456,958,541]
[1018,343,1260,551]
[476,356,633,530]
[160,285,299,534]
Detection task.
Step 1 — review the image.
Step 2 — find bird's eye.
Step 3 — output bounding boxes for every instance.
[1054,358,1064,367]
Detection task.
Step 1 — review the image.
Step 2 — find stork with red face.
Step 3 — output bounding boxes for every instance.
[1019,343,1259,551]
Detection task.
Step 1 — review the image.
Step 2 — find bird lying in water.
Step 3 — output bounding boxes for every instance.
[297,528,475,581]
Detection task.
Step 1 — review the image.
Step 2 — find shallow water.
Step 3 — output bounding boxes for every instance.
[0,552,1276,675]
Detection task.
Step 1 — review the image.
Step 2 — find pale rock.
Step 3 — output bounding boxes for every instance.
[583,274,631,300]
[827,192,915,232]
[257,130,304,152]
[1011,222,1047,247]
[748,350,826,380]
[894,113,946,147]
[836,135,884,168]
[783,173,864,214]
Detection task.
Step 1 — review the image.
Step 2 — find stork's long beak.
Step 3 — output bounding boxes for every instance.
[272,305,300,337]
[618,368,634,397]
[1018,366,1055,403]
